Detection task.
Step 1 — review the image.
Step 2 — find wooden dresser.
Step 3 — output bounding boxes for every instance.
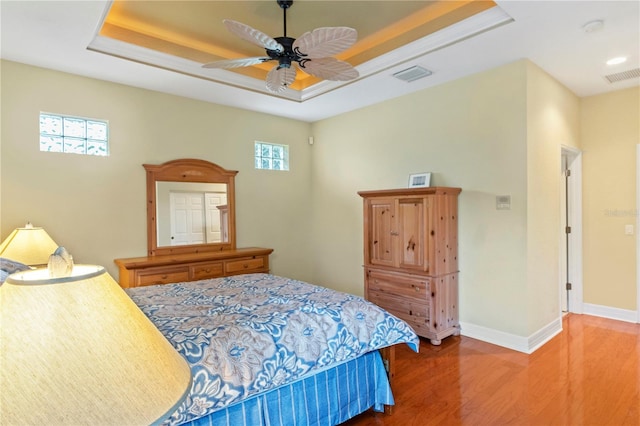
[358,187,461,345]
[115,247,273,288]
[115,159,274,289]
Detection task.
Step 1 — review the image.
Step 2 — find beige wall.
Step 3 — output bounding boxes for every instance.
[1,58,637,344]
[525,61,581,333]
[0,70,3,233]
[582,87,639,311]
[311,61,535,336]
[309,60,586,339]
[0,60,314,280]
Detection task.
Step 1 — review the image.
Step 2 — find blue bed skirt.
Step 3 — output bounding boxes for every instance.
[181,350,392,426]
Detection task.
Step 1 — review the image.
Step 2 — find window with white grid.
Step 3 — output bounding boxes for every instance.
[255,141,289,171]
[39,112,109,156]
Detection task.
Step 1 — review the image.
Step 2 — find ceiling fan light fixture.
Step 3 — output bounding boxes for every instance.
[582,19,604,33]
[202,0,359,94]
[393,66,433,82]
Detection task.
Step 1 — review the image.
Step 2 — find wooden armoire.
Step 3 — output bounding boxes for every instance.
[358,187,461,345]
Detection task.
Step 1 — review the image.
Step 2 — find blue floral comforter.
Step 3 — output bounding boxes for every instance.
[127,273,419,425]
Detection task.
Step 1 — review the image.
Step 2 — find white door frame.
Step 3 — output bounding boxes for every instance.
[561,145,584,314]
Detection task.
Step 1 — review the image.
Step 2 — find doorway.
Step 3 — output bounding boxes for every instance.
[560,146,583,314]
[637,145,639,322]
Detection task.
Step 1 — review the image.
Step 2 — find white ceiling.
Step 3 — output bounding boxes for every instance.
[1,1,638,123]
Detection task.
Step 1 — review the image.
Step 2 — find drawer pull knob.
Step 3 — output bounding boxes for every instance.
[243,264,248,268]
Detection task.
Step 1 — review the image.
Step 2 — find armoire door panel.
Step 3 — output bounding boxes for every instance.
[368,198,395,267]
[398,198,426,270]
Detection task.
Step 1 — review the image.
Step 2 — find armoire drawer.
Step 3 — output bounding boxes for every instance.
[225,256,266,274]
[388,308,431,337]
[367,290,430,320]
[367,269,430,301]
[135,266,189,286]
[191,262,224,280]
[368,290,430,335]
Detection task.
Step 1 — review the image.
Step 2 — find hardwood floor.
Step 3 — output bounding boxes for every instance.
[343,314,640,425]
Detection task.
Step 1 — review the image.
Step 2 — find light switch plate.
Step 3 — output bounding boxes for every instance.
[625,224,634,235]
[496,195,511,210]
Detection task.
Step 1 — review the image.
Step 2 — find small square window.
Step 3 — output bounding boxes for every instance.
[255,142,289,171]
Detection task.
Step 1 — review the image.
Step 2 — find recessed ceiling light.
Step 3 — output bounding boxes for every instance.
[606,56,627,66]
[582,19,604,33]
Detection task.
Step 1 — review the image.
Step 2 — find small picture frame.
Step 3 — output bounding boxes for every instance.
[408,172,431,188]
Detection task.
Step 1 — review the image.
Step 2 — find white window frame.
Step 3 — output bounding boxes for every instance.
[254,141,289,171]
[39,112,109,156]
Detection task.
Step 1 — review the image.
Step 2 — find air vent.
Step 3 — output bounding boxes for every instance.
[604,68,640,83]
[393,66,433,82]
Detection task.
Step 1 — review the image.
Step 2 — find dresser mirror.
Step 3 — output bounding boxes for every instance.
[145,159,237,256]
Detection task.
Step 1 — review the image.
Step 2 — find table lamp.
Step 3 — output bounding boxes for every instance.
[0,222,59,266]
[0,264,192,425]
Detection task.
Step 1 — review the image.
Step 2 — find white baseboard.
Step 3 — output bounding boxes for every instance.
[583,303,638,323]
[459,317,563,354]
[527,317,564,352]
[460,306,639,353]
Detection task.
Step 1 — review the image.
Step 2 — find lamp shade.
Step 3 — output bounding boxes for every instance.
[0,223,59,266]
[0,265,191,425]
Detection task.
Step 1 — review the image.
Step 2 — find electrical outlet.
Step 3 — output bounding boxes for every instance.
[625,224,634,235]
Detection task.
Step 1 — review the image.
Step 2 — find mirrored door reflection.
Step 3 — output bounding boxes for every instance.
[156,181,228,247]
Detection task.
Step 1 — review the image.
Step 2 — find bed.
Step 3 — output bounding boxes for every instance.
[126,273,419,426]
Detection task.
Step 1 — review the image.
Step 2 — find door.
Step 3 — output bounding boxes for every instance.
[170,191,205,246]
[560,155,570,312]
[560,146,583,314]
[637,145,640,323]
[204,192,227,243]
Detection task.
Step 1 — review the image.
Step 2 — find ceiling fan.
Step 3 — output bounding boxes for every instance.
[202,0,359,93]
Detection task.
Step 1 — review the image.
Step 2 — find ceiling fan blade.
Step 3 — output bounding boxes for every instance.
[293,27,357,58]
[223,19,283,52]
[298,57,359,81]
[202,57,271,69]
[266,66,297,93]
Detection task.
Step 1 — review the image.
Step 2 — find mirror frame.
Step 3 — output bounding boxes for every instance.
[144,158,238,256]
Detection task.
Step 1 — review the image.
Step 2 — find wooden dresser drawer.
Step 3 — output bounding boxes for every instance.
[367,269,430,301]
[191,262,224,280]
[135,267,189,287]
[115,248,273,288]
[225,256,266,274]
